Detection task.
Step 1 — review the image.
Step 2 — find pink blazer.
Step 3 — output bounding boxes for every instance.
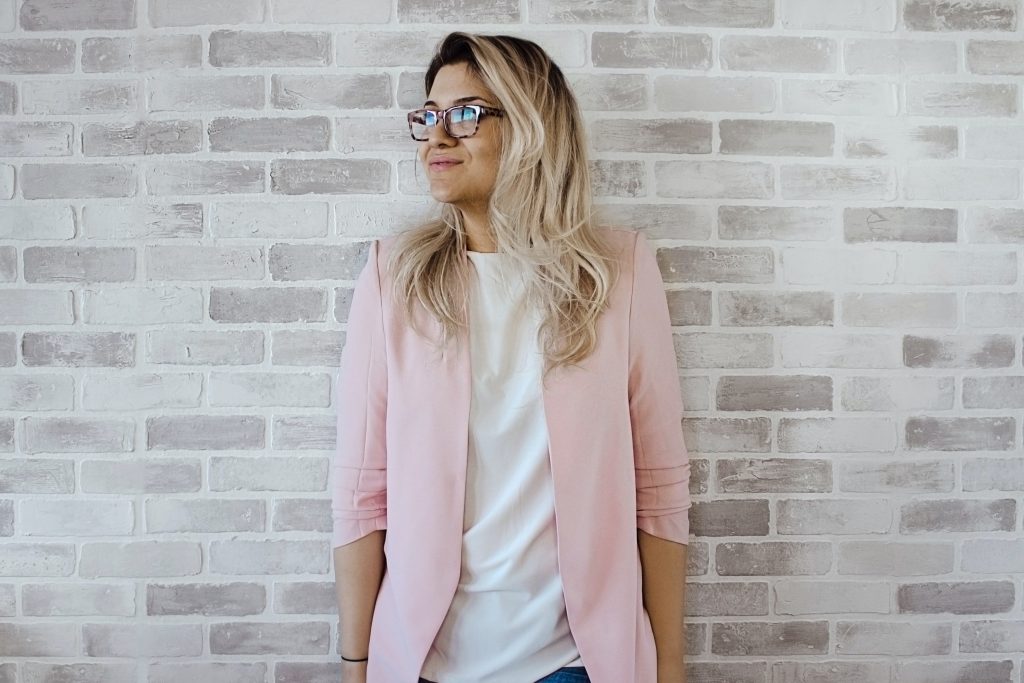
[332,228,692,683]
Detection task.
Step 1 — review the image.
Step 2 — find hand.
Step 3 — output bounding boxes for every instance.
[340,660,367,683]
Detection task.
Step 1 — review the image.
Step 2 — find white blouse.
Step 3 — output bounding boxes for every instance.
[419,250,583,682]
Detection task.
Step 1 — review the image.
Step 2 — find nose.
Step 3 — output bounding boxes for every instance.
[426,118,456,147]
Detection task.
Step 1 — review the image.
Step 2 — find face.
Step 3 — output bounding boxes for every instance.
[418,63,503,215]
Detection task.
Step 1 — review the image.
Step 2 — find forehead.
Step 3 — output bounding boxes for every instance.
[425,63,496,106]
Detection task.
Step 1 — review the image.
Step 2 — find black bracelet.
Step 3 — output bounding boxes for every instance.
[342,654,369,662]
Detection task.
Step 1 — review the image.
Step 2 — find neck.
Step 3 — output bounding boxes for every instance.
[461,206,497,253]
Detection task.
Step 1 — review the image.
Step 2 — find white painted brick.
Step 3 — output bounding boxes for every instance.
[775,581,891,615]
[782,0,896,30]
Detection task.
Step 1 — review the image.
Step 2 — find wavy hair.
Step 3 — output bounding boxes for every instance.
[385,31,620,382]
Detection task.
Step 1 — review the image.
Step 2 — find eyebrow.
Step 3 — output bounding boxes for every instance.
[423,95,492,108]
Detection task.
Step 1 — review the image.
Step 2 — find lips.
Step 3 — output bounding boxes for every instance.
[428,157,462,171]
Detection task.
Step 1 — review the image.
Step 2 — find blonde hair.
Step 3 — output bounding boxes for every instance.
[386,31,620,382]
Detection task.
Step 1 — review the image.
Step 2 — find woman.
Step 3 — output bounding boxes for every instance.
[332,32,691,683]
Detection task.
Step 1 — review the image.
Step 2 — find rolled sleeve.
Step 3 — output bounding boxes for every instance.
[331,239,388,549]
[628,231,692,545]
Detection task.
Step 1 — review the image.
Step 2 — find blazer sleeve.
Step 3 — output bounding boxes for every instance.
[628,230,692,546]
[331,239,388,549]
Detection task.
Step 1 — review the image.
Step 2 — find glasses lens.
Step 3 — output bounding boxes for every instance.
[447,106,479,137]
[409,110,433,140]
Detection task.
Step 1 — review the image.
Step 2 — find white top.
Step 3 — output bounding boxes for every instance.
[420,251,583,682]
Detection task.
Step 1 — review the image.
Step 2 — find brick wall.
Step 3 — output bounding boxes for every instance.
[1,0,1022,680]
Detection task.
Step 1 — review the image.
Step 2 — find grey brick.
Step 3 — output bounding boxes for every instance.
[690,499,769,537]
[898,582,1014,614]
[963,457,1024,491]
[907,82,1017,117]
[83,624,202,657]
[779,417,897,453]
[532,0,643,22]
[336,30,441,67]
[687,582,767,617]
[210,287,327,323]
[658,246,772,284]
[592,118,711,154]
[82,35,201,72]
[665,290,711,326]
[148,74,264,112]
[717,375,831,411]
[0,247,14,281]
[210,621,329,654]
[208,372,330,408]
[20,499,132,536]
[839,541,954,576]
[209,456,326,492]
[147,498,264,533]
[900,499,1016,533]
[148,663,261,683]
[211,201,329,238]
[845,207,957,243]
[147,330,264,365]
[596,205,713,240]
[275,581,335,614]
[968,40,1024,75]
[0,121,73,157]
[721,291,833,327]
[842,376,954,412]
[401,0,520,22]
[209,30,330,67]
[717,458,831,493]
[272,74,390,110]
[676,333,773,369]
[23,417,133,454]
[713,621,828,655]
[209,116,330,153]
[716,541,831,576]
[592,31,712,69]
[147,582,265,616]
[272,0,390,23]
[0,544,75,577]
[23,332,135,367]
[271,415,335,450]
[149,0,263,26]
[82,203,203,239]
[271,159,389,195]
[20,0,135,30]
[146,160,264,195]
[24,246,135,283]
[844,124,957,159]
[146,246,264,281]
[83,120,202,156]
[0,333,14,367]
[0,623,77,656]
[778,499,892,535]
[781,165,895,200]
[81,459,200,494]
[569,73,647,111]
[23,583,134,617]
[839,460,954,493]
[0,459,74,494]
[775,581,890,616]
[22,79,137,114]
[906,417,1015,451]
[904,335,1014,368]
[0,81,14,114]
[720,119,833,157]
[0,38,74,74]
[837,621,951,655]
[656,161,773,199]
[774,662,892,683]
[147,415,264,450]
[269,242,368,281]
[80,541,201,578]
[591,160,646,197]
[655,0,774,27]
[719,205,832,241]
[655,75,775,113]
[960,621,1024,653]
[209,539,328,574]
[272,498,330,533]
[904,0,1016,30]
[0,500,11,536]
[683,417,771,453]
[844,292,956,328]
[895,660,1013,683]
[21,163,135,199]
[721,36,835,73]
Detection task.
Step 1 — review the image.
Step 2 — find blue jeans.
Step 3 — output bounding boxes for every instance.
[419,665,589,682]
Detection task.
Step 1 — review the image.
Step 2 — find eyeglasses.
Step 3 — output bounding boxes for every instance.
[407,104,505,141]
